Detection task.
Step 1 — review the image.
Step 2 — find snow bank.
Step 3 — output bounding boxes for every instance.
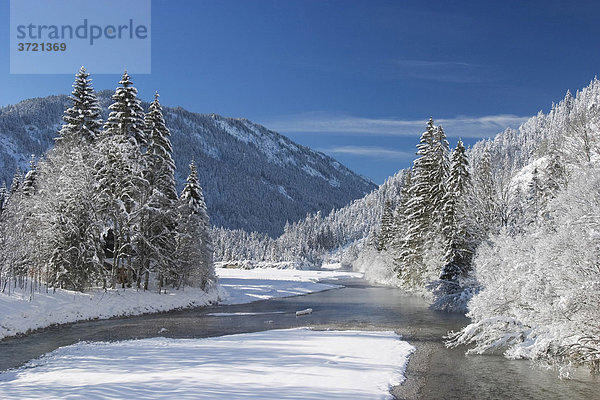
[0,284,222,341]
[0,328,414,400]
[215,260,312,270]
[0,268,363,340]
[217,267,363,304]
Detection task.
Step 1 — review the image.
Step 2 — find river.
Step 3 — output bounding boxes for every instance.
[0,281,597,399]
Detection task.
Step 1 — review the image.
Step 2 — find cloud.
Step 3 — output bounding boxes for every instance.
[318,146,414,160]
[263,112,530,139]
[393,59,491,83]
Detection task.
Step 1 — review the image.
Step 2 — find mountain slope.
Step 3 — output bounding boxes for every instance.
[0,92,376,236]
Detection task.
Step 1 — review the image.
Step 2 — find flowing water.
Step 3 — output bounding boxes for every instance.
[0,282,597,399]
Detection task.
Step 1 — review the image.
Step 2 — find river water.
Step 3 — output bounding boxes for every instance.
[0,282,598,399]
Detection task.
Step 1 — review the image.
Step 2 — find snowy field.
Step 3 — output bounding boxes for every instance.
[0,266,363,340]
[0,328,413,400]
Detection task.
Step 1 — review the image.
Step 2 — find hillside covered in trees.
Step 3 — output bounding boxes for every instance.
[213,78,600,374]
[0,89,375,237]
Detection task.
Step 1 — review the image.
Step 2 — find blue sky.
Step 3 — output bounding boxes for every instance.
[2,0,600,183]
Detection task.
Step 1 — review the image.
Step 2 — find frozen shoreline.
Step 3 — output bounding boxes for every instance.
[0,266,363,341]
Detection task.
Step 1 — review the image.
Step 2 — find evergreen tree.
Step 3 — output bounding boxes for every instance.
[96,71,148,287]
[429,125,451,232]
[176,161,215,289]
[473,146,498,233]
[390,169,412,254]
[440,139,474,282]
[396,118,437,286]
[0,183,7,215]
[9,170,23,198]
[377,200,394,251]
[22,155,37,197]
[56,66,103,146]
[139,93,178,290]
[103,71,146,148]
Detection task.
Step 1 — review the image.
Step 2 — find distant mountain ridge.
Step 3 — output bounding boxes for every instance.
[0,91,376,236]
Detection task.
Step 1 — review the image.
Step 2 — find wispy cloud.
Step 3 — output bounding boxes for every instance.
[393,59,491,83]
[318,146,414,159]
[263,112,530,139]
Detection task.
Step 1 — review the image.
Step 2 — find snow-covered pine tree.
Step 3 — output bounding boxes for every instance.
[55,66,103,147]
[39,67,106,291]
[429,125,450,232]
[439,139,474,282]
[396,118,437,287]
[176,161,215,290]
[390,169,412,252]
[22,155,37,197]
[42,152,104,291]
[8,170,23,198]
[139,92,179,290]
[103,71,147,149]
[0,183,7,215]
[472,146,499,234]
[96,71,148,288]
[377,200,394,251]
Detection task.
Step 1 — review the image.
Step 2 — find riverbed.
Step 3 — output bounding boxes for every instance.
[0,281,597,399]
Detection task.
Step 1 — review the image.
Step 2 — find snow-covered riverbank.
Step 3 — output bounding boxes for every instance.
[0,328,413,400]
[0,267,363,340]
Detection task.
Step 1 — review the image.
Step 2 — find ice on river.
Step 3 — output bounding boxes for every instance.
[0,328,413,400]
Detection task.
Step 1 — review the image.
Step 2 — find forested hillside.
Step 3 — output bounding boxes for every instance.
[213,78,600,374]
[0,91,375,236]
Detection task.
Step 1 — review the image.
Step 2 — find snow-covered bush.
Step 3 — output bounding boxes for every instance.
[448,167,600,373]
[352,247,400,286]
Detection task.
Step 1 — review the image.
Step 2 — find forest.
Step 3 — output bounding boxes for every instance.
[0,67,215,293]
[213,80,600,373]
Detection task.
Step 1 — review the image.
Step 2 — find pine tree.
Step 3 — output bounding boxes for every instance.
[396,118,437,286]
[473,146,498,233]
[440,139,474,282]
[56,66,103,146]
[176,161,215,290]
[22,155,37,197]
[9,170,23,198]
[139,92,179,290]
[429,125,450,232]
[96,71,148,288]
[377,200,394,251]
[0,183,8,215]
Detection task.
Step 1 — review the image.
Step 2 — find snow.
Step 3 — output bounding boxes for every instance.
[216,267,363,305]
[302,164,326,180]
[0,328,414,400]
[277,184,293,200]
[0,285,222,341]
[0,268,363,340]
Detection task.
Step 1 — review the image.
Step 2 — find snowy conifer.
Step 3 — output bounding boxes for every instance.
[176,161,215,289]
[96,71,148,287]
[377,200,394,251]
[103,71,146,148]
[56,66,102,146]
[139,93,178,290]
[396,118,437,286]
[429,125,450,231]
[22,155,37,197]
[439,139,474,282]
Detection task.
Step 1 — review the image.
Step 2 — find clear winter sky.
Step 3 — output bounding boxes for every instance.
[2,0,600,184]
